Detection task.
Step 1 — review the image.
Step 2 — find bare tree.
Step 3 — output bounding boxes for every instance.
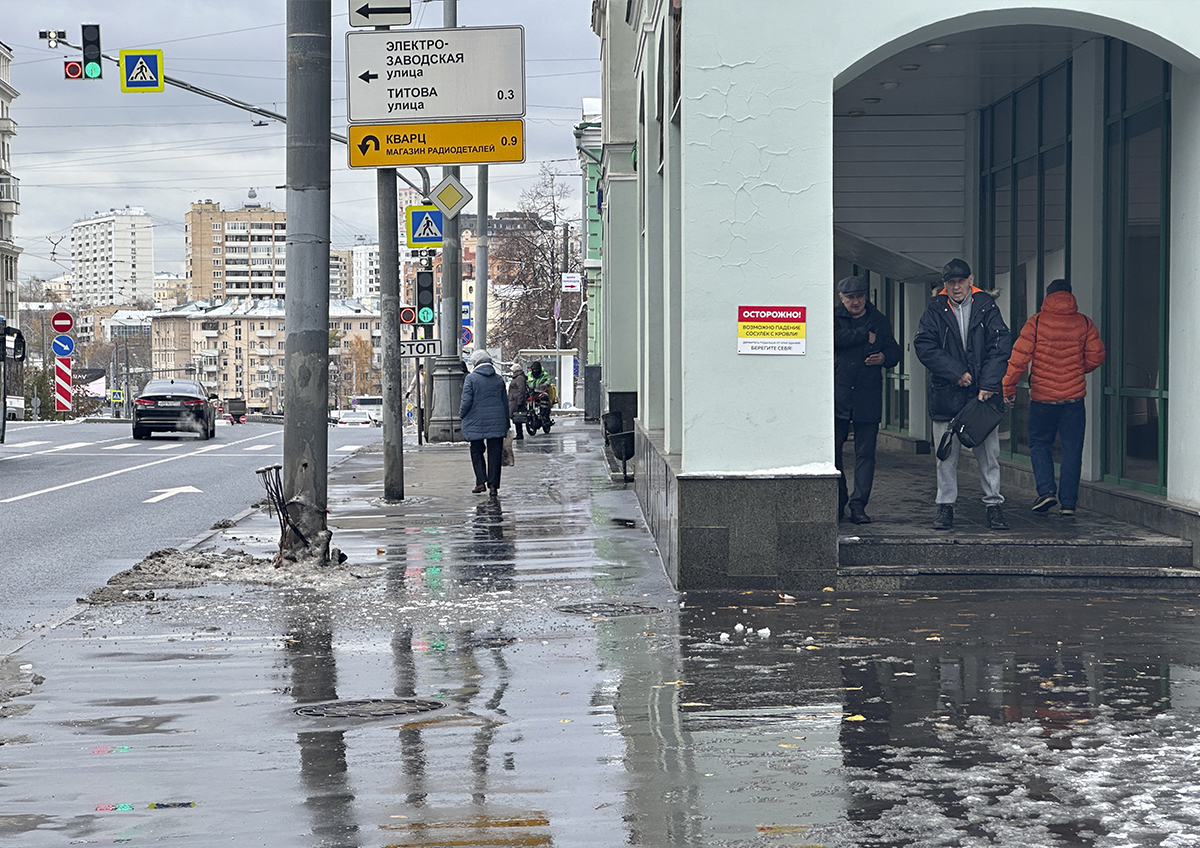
[489,165,584,358]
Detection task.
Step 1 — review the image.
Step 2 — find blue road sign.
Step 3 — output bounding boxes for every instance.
[120,50,164,93]
[52,334,75,357]
[406,205,444,248]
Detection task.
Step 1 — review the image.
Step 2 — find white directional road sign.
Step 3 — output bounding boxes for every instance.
[349,0,411,28]
[346,26,525,124]
[399,338,443,358]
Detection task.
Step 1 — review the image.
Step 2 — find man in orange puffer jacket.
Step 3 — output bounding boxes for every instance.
[1002,279,1105,517]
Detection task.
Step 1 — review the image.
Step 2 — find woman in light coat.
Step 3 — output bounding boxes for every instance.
[460,349,511,497]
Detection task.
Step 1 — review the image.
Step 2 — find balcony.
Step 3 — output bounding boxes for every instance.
[201,329,219,338]
[0,174,18,214]
[202,363,219,373]
[199,348,218,357]
[255,328,276,338]
[0,116,16,135]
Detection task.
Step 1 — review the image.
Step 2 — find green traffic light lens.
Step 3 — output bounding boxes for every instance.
[84,61,102,79]
[418,307,435,323]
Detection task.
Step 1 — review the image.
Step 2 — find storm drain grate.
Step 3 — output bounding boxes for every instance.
[293,698,446,719]
[556,602,662,618]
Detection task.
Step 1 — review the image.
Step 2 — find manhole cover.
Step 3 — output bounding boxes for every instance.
[293,698,446,719]
[556,602,662,618]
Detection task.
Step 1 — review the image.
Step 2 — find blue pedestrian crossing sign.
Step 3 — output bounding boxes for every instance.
[120,50,164,93]
[406,205,444,249]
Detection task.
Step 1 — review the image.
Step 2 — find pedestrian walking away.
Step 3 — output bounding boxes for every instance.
[1002,278,1105,517]
[507,362,528,440]
[460,349,512,498]
[834,275,902,524]
[914,258,1014,531]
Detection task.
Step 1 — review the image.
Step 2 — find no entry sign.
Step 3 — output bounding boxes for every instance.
[51,311,73,334]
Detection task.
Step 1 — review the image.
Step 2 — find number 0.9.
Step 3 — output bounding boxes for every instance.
[500,135,518,146]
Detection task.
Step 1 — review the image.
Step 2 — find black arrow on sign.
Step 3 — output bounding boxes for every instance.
[358,135,380,156]
[359,70,378,84]
[356,2,412,18]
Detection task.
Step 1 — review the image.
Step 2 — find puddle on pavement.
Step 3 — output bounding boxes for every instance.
[9,429,1200,847]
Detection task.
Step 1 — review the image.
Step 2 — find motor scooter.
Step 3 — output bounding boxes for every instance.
[523,388,553,434]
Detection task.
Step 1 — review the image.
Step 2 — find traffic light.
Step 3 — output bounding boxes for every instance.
[81,24,102,79]
[63,60,84,80]
[399,306,417,325]
[416,271,435,325]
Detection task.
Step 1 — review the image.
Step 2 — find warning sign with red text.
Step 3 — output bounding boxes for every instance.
[737,306,806,355]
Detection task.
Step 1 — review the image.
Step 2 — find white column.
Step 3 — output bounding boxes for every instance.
[1168,66,1200,507]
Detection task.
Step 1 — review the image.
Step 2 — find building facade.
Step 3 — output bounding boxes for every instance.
[70,206,154,307]
[329,249,352,299]
[184,200,287,303]
[151,297,381,414]
[0,40,18,325]
[592,0,1200,590]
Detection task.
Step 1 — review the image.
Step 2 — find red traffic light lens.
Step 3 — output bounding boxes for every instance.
[399,306,417,324]
[64,60,84,80]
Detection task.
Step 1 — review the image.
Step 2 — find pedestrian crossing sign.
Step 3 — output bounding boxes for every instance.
[119,50,164,93]
[406,205,444,248]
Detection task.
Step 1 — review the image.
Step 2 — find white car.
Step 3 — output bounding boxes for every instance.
[336,410,374,427]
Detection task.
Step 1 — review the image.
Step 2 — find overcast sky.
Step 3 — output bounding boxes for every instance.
[2,0,599,283]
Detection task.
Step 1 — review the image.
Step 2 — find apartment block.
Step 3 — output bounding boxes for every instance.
[185,200,286,302]
[0,39,18,324]
[70,206,154,308]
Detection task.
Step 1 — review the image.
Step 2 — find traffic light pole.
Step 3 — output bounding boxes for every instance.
[378,166,404,500]
[425,0,465,443]
[45,35,433,199]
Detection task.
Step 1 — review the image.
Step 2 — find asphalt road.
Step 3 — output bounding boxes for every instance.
[0,418,379,638]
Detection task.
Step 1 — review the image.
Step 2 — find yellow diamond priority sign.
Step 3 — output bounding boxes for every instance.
[431,174,472,220]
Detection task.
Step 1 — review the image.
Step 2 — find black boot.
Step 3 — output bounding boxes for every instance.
[932,504,953,530]
[987,504,1009,530]
[849,504,871,525]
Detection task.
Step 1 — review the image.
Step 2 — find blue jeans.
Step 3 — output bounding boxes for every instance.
[1029,400,1086,509]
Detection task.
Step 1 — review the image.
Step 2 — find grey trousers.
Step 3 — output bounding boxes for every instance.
[931,419,1004,506]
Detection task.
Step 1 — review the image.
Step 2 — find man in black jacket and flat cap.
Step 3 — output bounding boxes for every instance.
[834,275,902,524]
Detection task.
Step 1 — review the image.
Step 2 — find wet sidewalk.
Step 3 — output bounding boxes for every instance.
[7,420,1200,846]
[837,439,1199,591]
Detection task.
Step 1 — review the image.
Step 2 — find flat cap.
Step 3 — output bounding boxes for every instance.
[942,258,972,282]
[837,275,868,295]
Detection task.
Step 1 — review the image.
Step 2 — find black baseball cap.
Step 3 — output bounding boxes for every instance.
[837,275,868,295]
[942,258,972,282]
[1046,278,1071,295]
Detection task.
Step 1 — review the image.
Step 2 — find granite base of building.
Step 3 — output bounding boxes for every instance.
[634,424,839,592]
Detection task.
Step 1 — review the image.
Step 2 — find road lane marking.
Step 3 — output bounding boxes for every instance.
[144,485,203,503]
[336,445,361,452]
[244,444,273,451]
[4,441,50,449]
[103,443,138,450]
[39,442,93,453]
[0,432,278,504]
[149,444,183,451]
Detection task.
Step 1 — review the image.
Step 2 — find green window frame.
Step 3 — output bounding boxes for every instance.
[1101,39,1171,494]
[978,61,1073,463]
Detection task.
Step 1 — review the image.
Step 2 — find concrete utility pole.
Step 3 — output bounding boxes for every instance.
[426,0,465,442]
[476,165,489,351]
[378,167,403,500]
[282,0,334,562]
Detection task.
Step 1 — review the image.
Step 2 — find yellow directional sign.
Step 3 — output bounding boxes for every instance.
[347,119,525,168]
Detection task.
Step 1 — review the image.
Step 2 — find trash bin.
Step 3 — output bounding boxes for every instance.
[601,411,623,443]
[609,430,634,482]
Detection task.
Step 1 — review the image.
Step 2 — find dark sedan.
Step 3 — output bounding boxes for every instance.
[132,378,217,440]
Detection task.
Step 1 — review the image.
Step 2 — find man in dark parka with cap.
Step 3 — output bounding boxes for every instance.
[834,275,902,524]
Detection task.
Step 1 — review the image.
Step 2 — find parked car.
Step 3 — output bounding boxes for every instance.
[336,410,374,427]
[132,379,217,440]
